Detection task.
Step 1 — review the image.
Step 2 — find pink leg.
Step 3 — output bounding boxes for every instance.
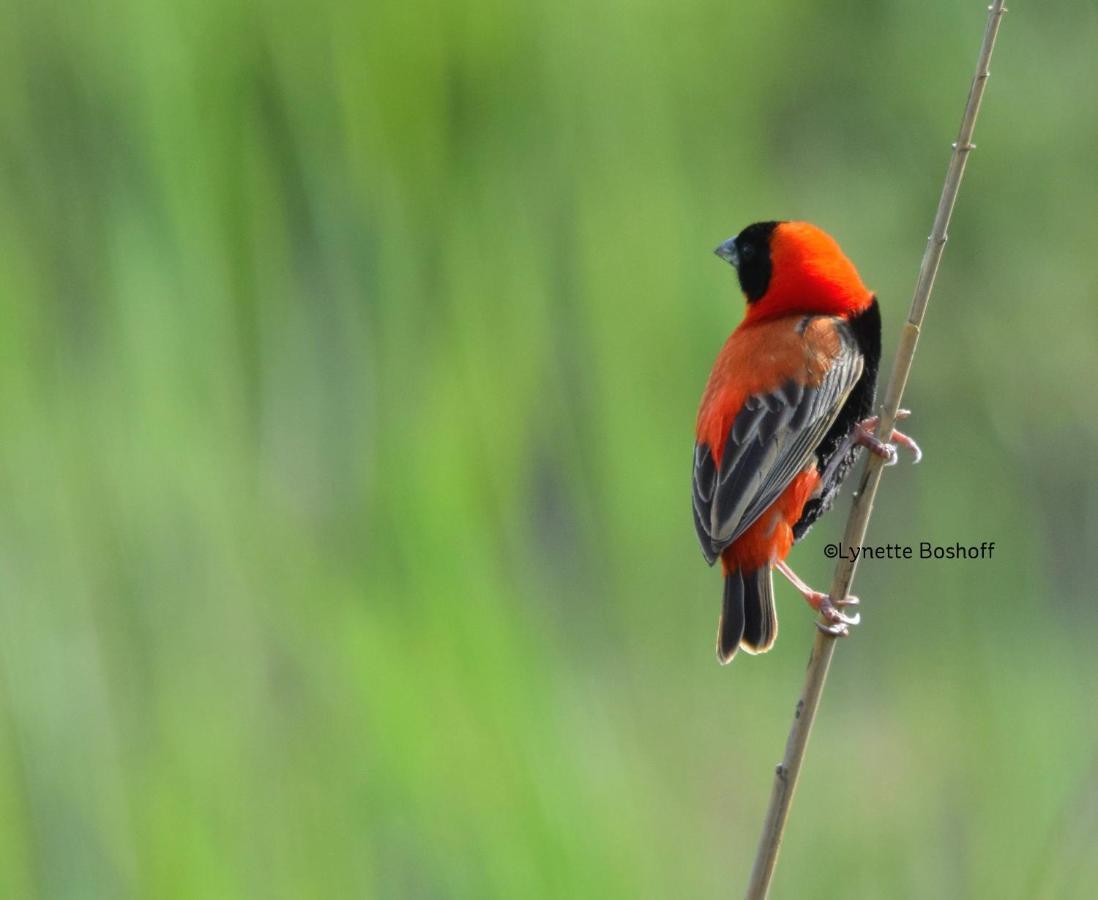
[775,560,861,636]
[855,409,923,465]
[818,409,922,488]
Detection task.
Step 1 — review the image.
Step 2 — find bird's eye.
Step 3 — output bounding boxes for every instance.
[739,243,755,261]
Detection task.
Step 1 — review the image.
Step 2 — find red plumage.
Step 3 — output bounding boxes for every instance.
[693,221,881,663]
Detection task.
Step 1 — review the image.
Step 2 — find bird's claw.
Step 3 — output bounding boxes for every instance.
[865,434,900,466]
[808,592,861,635]
[855,412,922,466]
[777,563,863,638]
[898,431,923,465]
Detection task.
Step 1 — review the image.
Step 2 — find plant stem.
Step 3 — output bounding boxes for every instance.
[744,3,1009,897]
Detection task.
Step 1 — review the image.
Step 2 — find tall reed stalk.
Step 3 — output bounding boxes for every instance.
[744,3,1009,896]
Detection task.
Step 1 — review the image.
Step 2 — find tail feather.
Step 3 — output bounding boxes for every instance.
[717,567,778,664]
[717,572,745,664]
[740,567,778,655]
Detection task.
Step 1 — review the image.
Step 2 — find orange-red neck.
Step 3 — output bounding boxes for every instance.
[743,279,873,325]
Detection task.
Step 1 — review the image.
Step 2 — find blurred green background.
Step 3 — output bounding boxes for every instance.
[1,0,1097,897]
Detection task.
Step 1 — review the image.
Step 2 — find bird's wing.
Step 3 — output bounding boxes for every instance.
[693,324,863,564]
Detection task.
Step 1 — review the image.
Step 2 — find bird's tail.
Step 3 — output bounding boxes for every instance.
[717,566,778,664]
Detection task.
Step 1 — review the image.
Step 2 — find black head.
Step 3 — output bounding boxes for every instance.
[714,220,780,302]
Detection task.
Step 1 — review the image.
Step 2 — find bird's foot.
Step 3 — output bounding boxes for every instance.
[855,409,923,466]
[805,591,861,636]
[774,560,861,636]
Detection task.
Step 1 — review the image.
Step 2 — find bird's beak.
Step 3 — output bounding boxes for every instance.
[714,237,739,267]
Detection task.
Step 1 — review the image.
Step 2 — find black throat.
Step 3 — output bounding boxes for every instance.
[734,220,779,302]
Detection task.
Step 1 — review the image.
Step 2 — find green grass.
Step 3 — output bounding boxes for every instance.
[1,0,1097,896]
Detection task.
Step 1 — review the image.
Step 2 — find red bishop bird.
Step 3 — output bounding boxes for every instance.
[693,221,919,664]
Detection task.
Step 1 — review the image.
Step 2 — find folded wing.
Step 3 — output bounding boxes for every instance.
[693,324,863,565]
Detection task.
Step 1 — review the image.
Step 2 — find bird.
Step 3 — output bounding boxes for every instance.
[692,221,919,664]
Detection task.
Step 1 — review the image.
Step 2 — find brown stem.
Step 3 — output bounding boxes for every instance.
[744,3,1009,897]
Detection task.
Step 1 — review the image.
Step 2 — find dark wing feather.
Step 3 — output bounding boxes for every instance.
[693,325,864,564]
[693,443,720,564]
